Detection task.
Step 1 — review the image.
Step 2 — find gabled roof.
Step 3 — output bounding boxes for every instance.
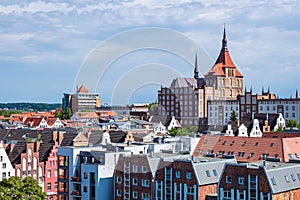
[265,162,300,194]
[170,77,197,88]
[193,157,236,186]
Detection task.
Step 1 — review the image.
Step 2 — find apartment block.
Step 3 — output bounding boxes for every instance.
[219,161,300,200]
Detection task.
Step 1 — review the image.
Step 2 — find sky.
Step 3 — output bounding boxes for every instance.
[0,0,299,105]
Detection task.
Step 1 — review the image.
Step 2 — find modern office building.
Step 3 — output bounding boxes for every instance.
[62,85,101,114]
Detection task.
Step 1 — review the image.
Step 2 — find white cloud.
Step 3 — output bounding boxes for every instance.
[0,0,299,102]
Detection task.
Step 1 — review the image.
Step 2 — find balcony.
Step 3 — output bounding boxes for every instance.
[71,176,81,182]
[70,190,81,196]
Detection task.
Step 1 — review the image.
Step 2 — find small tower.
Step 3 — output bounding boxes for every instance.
[194,52,199,80]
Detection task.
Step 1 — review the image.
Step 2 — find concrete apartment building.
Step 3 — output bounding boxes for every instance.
[114,152,237,200]
[219,161,300,200]
[57,146,131,200]
[158,27,244,127]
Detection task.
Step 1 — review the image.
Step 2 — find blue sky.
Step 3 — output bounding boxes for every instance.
[0,1,299,104]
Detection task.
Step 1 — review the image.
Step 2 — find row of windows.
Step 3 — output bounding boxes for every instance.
[225,176,244,185]
[116,177,150,187]
[116,190,149,199]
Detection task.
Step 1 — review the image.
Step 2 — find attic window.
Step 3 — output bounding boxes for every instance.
[249,153,254,158]
[205,170,211,177]
[270,143,274,147]
[271,177,276,185]
[285,175,290,182]
[230,141,235,146]
[291,174,296,181]
[242,141,246,146]
[288,154,294,159]
[222,141,227,145]
[295,153,299,158]
[197,149,203,154]
[255,142,259,146]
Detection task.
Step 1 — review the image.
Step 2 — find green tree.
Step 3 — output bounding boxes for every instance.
[277,125,284,132]
[55,110,64,120]
[230,110,237,121]
[286,119,298,128]
[168,127,178,137]
[64,107,72,119]
[0,176,46,200]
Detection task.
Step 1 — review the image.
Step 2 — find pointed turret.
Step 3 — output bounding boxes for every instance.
[262,86,264,94]
[194,52,199,80]
[296,89,298,99]
[221,24,228,52]
[206,26,243,78]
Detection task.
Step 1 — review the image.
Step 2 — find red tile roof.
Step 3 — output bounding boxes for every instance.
[193,135,300,163]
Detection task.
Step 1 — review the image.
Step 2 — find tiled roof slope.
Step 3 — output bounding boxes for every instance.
[192,135,300,163]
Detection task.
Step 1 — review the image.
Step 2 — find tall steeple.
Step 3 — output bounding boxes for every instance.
[221,24,228,52]
[194,52,199,79]
[296,88,298,99]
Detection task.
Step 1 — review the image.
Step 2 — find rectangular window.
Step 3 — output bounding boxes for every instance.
[175,171,180,178]
[132,165,138,173]
[186,172,192,180]
[226,176,232,183]
[0,156,2,162]
[132,178,138,186]
[187,186,194,194]
[2,163,6,169]
[132,191,138,199]
[224,190,231,198]
[48,170,51,178]
[142,193,149,199]
[47,183,51,191]
[116,176,122,184]
[142,166,147,173]
[116,189,122,197]
[238,177,244,185]
[142,179,149,187]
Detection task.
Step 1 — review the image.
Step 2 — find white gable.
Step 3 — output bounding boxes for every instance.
[249,119,262,137]
[238,124,248,137]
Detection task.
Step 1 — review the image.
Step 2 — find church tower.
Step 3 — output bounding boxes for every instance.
[204,26,244,100]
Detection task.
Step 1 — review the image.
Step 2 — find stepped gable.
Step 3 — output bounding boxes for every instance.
[241,113,279,134]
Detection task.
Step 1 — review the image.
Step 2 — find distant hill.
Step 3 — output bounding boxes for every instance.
[0,103,62,111]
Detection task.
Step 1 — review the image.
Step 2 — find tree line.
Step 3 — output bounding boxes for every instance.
[0,103,61,111]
